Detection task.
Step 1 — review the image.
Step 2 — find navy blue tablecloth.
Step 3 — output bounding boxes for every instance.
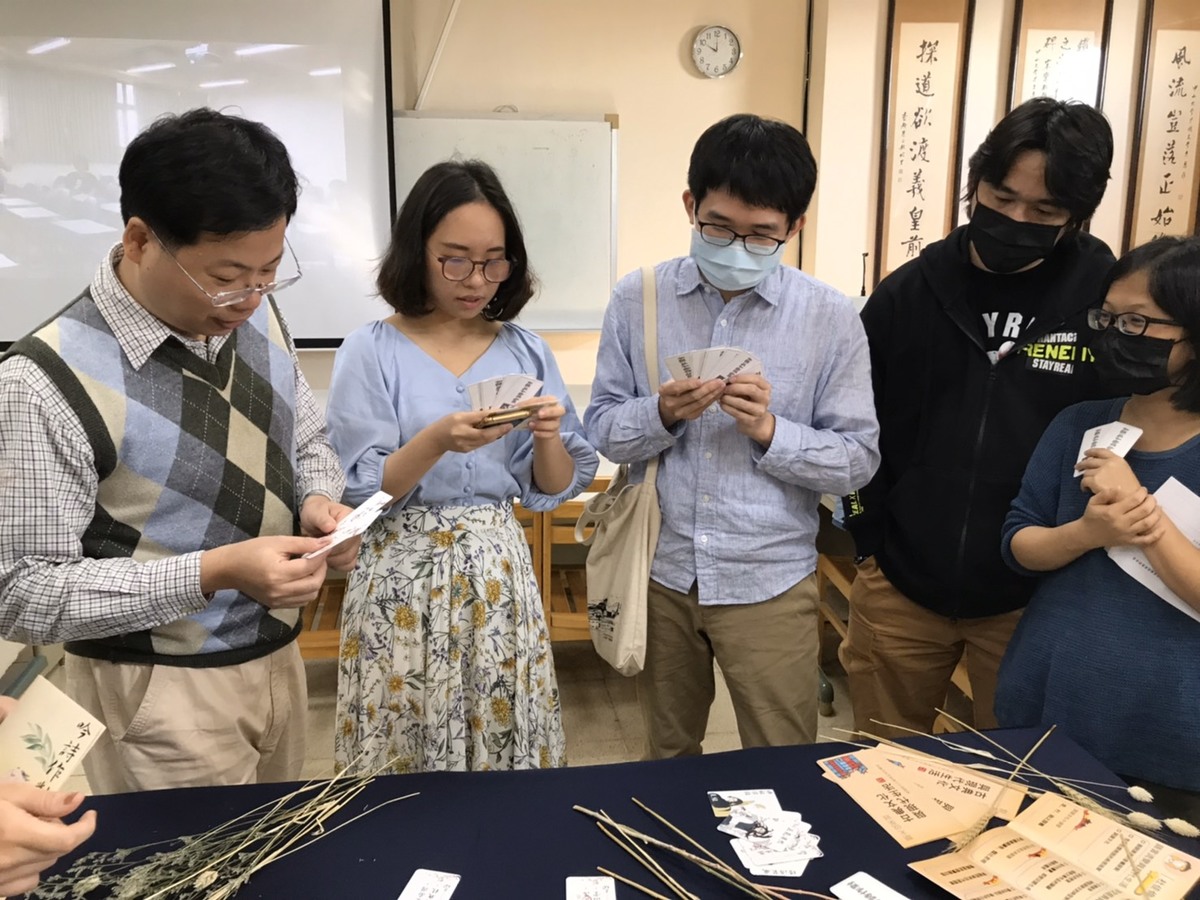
[39,728,1189,899]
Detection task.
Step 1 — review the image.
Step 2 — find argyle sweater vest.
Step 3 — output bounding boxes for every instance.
[6,291,301,667]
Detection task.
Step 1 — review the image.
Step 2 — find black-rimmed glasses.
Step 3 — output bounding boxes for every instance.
[697,222,786,256]
[436,256,513,283]
[1087,307,1181,337]
[152,229,303,308]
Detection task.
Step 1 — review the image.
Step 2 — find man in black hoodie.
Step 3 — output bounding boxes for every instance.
[841,98,1115,738]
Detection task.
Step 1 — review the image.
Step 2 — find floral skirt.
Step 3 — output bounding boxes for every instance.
[334,502,566,774]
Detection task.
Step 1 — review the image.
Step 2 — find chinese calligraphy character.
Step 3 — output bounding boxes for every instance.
[1044,36,1058,48]
[916,39,939,64]
[909,137,930,163]
[915,72,934,98]
[1077,38,1091,52]
[1164,140,1177,166]
[1160,175,1175,194]
[901,235,924,258]
[907,168,926,201]
[912,106,933,129]
[1167,110,1181,134]
[1173,46,1192,68]
[1152,207,1175,226]
[1169,76,1188,98]
[908,206,924,231]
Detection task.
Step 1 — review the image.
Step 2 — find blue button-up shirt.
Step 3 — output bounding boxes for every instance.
[585,257,879,605]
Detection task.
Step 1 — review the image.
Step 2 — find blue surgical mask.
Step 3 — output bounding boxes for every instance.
[690,229,784,292]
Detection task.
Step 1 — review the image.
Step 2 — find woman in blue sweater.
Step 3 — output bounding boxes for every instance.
[996,236,1200,821]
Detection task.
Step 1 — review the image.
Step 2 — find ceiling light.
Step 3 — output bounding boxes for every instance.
[309,67,342,77]
[27,37,71,55]
[125,63,177,74]
[199,79,248,88]
[234,44,297,57]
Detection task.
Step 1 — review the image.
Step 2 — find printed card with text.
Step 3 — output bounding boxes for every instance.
[666,347,763,383]
[302,491,393,559]
[0,676,103,789]
[466,374,543,410]
[1074,420,1144,476]
[565,876,617,899]
[396,869,460,900]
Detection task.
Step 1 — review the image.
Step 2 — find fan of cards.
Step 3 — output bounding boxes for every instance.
[708,788,822,878]
[466,374,555,429]
[666,347,763,382]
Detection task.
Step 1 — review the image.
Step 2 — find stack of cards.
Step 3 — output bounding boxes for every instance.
[708,788,823,878]
[666,347,763,382]
[467,374,543,410]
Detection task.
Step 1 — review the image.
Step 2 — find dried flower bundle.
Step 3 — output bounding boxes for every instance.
[31,759,416,900]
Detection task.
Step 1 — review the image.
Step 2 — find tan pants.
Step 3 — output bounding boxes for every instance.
[637,575,820,759]
[66,642,307,794]
[839,557,1023,739]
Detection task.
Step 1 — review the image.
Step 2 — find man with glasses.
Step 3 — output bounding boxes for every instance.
[0,108,358,792]
[587,114,879,757]
[840,98,1117,740]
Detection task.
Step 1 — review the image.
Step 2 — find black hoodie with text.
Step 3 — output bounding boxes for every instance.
[842,224,1116,618]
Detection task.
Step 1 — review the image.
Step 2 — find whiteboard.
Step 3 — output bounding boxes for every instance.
[391,113,615,331]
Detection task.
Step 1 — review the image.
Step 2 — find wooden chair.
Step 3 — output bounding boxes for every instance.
[297,577,346,660]
[540,475,611,642]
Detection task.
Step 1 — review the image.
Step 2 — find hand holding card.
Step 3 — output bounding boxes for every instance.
[302,491,393,559]
[1074,421,1143,476]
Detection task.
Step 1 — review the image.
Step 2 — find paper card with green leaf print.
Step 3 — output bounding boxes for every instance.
[0,675,103,789]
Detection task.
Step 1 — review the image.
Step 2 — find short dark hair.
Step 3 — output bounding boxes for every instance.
[119,108,298,247]
[1105,236,1200,412]
[377,160,534,320]
[687,114,818,224]
[966,98,1113,227]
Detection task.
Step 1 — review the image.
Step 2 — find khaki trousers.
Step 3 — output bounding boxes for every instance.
[637,575,820,759]
[839,557,1023,739]
[66,641,307,794]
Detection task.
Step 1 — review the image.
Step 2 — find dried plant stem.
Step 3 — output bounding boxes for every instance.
[596,812,697,900]
[576,806,776,899]
[949,725,1056,852]
[597,866,673,899]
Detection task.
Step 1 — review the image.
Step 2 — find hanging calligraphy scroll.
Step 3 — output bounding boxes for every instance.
[1125,0,1200,249]
[1006,0,1113,109]
[875,0,974,283]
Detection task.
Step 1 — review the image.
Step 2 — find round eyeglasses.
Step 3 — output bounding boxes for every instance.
[1087,307,1181,337]
[436,256,513,283]
[152,229,303,307]
[697,222,787,256]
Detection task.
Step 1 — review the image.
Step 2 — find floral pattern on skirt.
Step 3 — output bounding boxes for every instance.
[335,502,566,774]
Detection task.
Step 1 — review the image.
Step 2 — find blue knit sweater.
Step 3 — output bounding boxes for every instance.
[996,398,1200,791]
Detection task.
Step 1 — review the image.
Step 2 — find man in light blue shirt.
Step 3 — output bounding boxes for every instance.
[586,114,879,757]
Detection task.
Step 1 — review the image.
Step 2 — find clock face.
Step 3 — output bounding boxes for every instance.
[692,25,741,78]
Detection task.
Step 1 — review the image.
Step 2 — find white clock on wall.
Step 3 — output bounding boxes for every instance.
[692,24,742,79]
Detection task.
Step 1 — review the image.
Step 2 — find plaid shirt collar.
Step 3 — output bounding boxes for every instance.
[91,243,228,371]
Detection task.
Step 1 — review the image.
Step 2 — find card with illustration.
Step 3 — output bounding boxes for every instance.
[396,869,460,900]
[0,675,103,789]
[707,788,782,818]
[565,876,617,899]
[302,491,393,559]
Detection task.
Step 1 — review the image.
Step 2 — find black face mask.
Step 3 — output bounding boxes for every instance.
[968,200,1064,274]
[1092,328,1178,395]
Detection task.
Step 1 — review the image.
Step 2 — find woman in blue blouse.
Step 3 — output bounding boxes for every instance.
[326,161,598,774]
[997,236,1200,820]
